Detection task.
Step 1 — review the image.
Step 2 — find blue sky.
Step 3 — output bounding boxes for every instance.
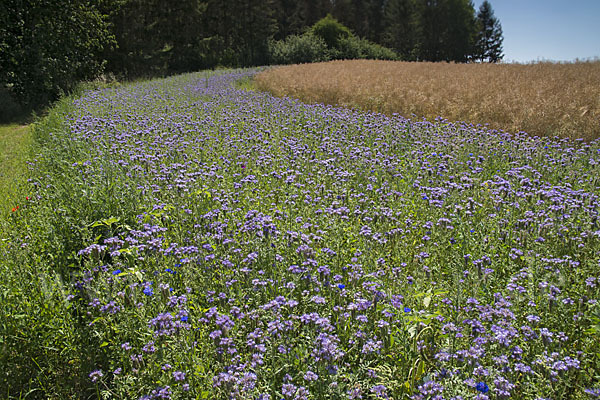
[472,0,600,63]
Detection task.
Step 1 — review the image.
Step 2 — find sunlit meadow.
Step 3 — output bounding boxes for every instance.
[2,69,600,399]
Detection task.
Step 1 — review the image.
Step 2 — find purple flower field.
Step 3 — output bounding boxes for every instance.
[18,69,600,399]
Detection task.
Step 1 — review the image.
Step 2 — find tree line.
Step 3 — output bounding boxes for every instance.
[0,0,503,108]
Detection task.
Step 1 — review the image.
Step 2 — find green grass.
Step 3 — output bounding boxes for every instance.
[0,87,34,221]
[0,123,32,217]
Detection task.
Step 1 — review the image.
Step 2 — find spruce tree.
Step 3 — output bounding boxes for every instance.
[475,0,503,62]
[417,0,476,62]
[367,0,386,43]
[444,0,477,62]
[382,0,421,60]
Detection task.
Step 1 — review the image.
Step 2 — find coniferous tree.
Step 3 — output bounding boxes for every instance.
[155,0,208,73]
[273,0,304,40]
[103,0,208,76]
[382,0,421,60]
[350,0,370,38]
[331,0,354,29]
[236,0,279,65]
[366,0,386,43]
[416,0,476,62]
[331,0,384,43]
[475,0,503,62]
[204,0,277,67]
[444,0,477,62]
[296,0,332,28]
[417,0,445,61]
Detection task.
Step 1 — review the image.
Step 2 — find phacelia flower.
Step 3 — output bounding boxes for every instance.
[89,369,103,383]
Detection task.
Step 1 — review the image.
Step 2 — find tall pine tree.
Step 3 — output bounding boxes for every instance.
[416,0,476,62]
[273,0,304,40]
[475,0,503,62]
[204,0,277,67]
[444,0,477,62]
[104,0,208,77]
[366,0,386,43]
[382,0,421,60]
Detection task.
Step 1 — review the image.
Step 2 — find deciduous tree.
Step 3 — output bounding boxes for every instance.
[0,0,113,106]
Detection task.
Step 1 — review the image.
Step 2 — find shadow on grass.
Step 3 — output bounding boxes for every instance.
[0,88,34,218]
[0,88,35,125]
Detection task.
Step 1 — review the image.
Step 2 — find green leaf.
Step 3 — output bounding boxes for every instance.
[90,216,120,228]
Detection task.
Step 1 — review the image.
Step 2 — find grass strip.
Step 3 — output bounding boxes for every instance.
[0,124,32,218]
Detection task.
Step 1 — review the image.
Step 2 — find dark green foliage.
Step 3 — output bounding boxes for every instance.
[444,0,478,62]
[0,0,113,107]
[269,34,329,65]
[335,36,399,60]
[382,0,422,60]
[273,0,305,40]
[345,0,370,39]
[475,1,503,62]
[0,88,30,124]
[366,0,386,43]
[310,14,354,49]
[417,0,477,62]
[203,0,278,68]
[270,16,398,64]
[104,0,211,77]
[295,0,333,28]
[328,0,384,43]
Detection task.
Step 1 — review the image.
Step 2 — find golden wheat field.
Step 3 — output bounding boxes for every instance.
[255,59,600,140]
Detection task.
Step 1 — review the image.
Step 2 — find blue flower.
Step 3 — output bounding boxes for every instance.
[112,269,121,275]
[337,284,345,290]
[143,286,154,296]
[476,382,489,393]
[166,268,176,274]
[89,369,103,383]
[584,387,600,398]
[404,307,411,313]
[181,315,188,322]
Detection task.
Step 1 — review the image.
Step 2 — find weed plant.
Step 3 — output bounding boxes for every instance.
[2,69,600,399]
[255,60,600,140]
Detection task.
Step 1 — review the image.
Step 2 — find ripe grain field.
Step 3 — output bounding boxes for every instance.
[255,60,600,140]
[2,69,600,399]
